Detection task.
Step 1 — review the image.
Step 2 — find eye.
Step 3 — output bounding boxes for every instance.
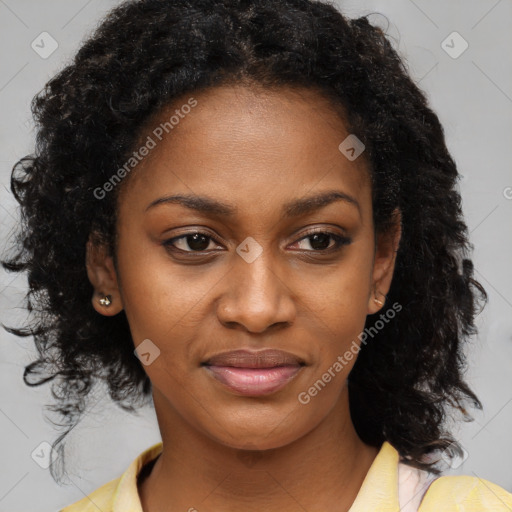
[289,229,352,253]
[163,232,221,253]
[162,228,352,256]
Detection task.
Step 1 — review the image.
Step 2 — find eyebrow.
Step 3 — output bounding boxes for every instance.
[145,190,360,218]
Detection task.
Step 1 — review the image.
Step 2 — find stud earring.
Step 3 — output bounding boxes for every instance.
[99,294,112,307]
[373,290,385,307]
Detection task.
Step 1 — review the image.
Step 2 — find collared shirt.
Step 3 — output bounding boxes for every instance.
[60,440,512,511]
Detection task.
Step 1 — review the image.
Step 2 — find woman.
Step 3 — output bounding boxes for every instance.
[2,0,511,510]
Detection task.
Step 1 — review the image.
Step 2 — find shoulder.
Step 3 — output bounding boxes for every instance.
[58,477,119,512]
[419,474,512,511]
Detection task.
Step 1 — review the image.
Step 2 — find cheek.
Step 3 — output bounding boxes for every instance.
[115,233,226,375]
[301,254,372,322]
[114,234,193,342]
[297,253,373,367]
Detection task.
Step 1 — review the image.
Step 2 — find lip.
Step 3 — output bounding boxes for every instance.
[204,365,303,396]
[202,349,306,396]
[203,349,305,368]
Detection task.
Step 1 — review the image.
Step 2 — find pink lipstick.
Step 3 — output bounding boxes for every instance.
[202,349,305,396]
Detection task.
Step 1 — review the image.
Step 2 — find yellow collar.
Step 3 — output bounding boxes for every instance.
[111,440,399,512]
[348,441,400,512]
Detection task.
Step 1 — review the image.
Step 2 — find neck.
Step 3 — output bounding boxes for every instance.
[139,387,378,512]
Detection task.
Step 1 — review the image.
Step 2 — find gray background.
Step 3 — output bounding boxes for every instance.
[0,1,511,511]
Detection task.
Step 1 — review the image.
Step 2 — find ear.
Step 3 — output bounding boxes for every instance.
[367,208,402,315]
[85,233,124,316]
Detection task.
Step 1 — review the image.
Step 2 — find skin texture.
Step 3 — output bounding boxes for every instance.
[86,84,401,512]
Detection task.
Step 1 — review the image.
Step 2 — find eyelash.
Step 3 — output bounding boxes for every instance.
[162,228,352,256]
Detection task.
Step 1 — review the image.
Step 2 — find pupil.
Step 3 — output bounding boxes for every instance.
[187,234,209,251]
[310,233,330,250]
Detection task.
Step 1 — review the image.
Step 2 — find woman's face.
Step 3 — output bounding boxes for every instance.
[87,84,400,450]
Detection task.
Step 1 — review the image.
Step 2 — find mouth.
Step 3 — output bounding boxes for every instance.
[201,349,306,396]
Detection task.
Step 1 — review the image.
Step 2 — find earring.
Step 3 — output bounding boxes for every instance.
[99,294,112,307]
[374,291,385,307]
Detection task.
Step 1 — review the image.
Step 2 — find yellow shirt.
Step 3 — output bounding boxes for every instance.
[60,440,512,511]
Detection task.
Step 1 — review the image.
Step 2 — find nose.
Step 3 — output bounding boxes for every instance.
[216,249,297,334]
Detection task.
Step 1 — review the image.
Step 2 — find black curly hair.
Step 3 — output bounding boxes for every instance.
[1,0,487,484]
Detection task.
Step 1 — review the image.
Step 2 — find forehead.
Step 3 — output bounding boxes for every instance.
[118,84,371,216]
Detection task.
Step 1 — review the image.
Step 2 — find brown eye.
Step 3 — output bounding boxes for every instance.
[300,233,332,250]
[291,230,352,252]
[163,232,219,253]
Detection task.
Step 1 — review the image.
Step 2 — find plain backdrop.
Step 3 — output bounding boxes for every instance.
[0,1,511,511]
